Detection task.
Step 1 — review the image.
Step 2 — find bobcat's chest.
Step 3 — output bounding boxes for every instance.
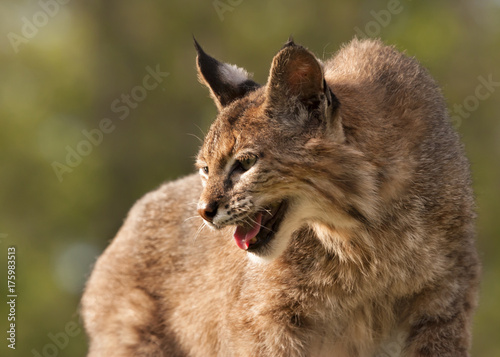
[307,329,407,357]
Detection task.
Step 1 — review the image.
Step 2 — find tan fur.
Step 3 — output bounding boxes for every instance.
[82,38,480,356]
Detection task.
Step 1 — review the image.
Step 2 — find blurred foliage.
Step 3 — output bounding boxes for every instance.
[0,0,499,356]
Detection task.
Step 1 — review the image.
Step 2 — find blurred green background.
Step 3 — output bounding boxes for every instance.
[0,0,498,356]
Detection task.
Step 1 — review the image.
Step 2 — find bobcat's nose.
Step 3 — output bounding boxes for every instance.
[197,201,218,223]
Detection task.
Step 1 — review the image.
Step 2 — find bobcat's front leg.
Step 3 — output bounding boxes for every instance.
[406,312,471,356]
[405,280,477,357]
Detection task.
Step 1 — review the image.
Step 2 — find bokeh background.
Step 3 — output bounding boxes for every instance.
[0,0,499,356]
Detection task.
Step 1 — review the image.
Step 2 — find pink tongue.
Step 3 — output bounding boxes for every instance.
[233,213,263,250]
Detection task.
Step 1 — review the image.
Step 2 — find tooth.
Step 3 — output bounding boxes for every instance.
[249,237,257,245]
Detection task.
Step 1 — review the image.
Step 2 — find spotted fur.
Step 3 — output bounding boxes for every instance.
[82,38,480,356]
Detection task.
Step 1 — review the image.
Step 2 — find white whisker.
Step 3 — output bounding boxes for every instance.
[244,212,273,233]
[254,204,273,217]
[183,215,201,224]
[193,221,208,243]
[187,132,204,144]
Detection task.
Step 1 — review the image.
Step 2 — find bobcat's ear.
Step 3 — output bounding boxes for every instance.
[195,39,260,111]
[266,40,338,112]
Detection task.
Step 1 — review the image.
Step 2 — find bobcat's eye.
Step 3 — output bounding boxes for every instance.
[238,156,257,171]
[199,166,209,176]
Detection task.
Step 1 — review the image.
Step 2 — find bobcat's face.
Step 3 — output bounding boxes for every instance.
[196,89,303,260]
[194,40,369,261]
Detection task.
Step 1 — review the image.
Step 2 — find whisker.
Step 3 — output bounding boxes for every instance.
[193,221,208,243]
[187,132,203,144]
[193,123,206,138]
[183,215,201,224]
[254,205,273,217]
[244,213,274,233]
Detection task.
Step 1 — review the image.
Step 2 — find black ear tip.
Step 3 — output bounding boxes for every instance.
[193,36,204,56]
[284,35,296,47]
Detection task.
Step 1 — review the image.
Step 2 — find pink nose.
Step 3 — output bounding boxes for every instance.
[197,201,218,223]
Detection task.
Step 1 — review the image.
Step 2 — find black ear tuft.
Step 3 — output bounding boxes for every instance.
[194,39,260,111]
[284,35,295,48]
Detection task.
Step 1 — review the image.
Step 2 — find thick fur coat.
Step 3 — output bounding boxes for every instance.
[82,38,480,356]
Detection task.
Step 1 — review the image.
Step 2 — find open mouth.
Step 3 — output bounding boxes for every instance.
[233,200,289,252]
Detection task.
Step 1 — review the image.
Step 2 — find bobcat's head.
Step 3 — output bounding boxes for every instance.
[195,39,375,262]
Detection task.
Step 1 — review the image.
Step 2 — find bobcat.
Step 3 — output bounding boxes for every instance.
[81,38,480,356]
